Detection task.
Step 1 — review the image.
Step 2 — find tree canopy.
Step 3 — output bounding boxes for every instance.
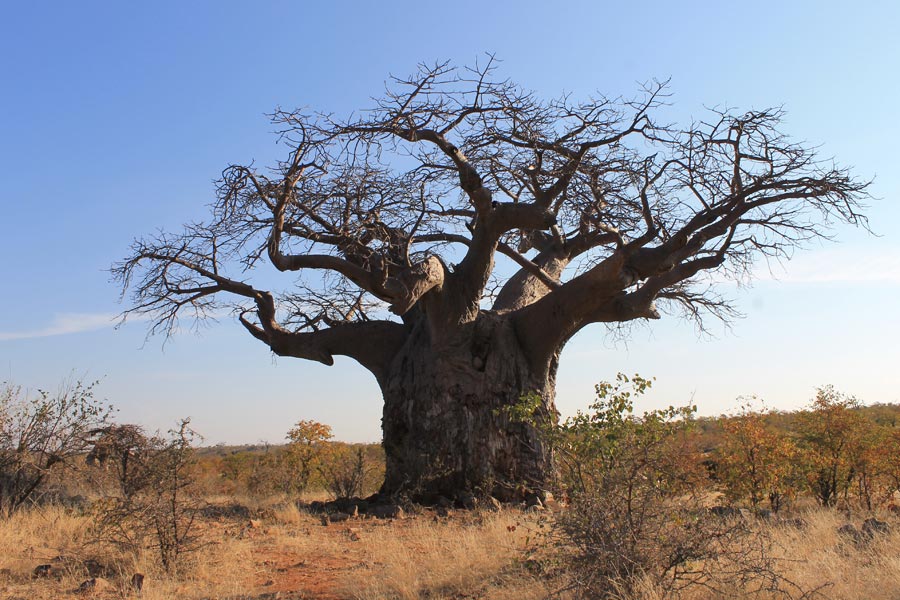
[116,58,869,381]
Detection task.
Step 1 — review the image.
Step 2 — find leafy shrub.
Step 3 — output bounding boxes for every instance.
[515,375,812,598]
[796,386,868,507]
[283,419,334,494]
[717,401,799,511]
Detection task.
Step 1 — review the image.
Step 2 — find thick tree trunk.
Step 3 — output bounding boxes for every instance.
[379,311,557,501]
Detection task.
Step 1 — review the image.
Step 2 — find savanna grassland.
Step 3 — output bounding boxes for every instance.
[3,378,900,599]
[2,497,900,599]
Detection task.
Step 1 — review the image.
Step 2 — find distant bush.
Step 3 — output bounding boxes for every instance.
[0,378,113,517]
[283,419,334,495]
[216,420,383,500]
[717,401,800,511]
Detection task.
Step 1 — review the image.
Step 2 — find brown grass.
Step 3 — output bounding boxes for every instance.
[602,509,900,600]
[1,503,899,599]
[340,510,550,600]
[764,510,900,600]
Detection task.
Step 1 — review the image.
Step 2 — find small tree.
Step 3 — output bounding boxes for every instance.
[879,428,900,501]
[546,375,712,595]
[283,419,333,495]
[148,420,202,571]
[796,386,866,507]
[0,379,113,517]
[717,402,798,511]
[849,424,893,511]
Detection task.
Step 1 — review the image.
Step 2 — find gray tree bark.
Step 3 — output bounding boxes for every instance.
[380,311,556,500]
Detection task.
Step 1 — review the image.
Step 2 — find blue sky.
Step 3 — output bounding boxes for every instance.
[1,1,898,444]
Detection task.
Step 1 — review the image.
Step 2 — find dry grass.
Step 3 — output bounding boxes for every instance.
[1,503,899,599]
[602,509,900,600]
[341,510,551,600]
[763,509,900,600]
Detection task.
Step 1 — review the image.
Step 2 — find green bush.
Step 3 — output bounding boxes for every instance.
[514,375,809,599]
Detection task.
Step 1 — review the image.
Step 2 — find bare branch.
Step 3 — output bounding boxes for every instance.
[116,60,870,377]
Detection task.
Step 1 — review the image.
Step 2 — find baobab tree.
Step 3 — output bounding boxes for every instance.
[116,59,868,500]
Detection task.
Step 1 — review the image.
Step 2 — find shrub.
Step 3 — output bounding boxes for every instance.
[517,374,814,598]
[717,401,799,511]
[90,419,203,572]
[283,419,333,495]
[796,386,868,507]
[0,378,113,517]
[320,445,376,499]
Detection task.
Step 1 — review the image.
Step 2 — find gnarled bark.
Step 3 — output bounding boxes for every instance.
[380,311,555,499]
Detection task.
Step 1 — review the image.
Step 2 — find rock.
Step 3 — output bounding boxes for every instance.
[131,573,145,591]
[838,523,864,544]
[779,517,807,529]
[76,577,111,594]
[525,494,544,509]
[709,506,753,519]
[371,504,404,519]
[330,497,366,514]
[457,492,477,510]
[862,517,890,538]
[327,512,352,523]
[32,564,54,578]
[486,496,502,512]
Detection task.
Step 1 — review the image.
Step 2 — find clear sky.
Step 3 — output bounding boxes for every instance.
[1,1,898,444]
